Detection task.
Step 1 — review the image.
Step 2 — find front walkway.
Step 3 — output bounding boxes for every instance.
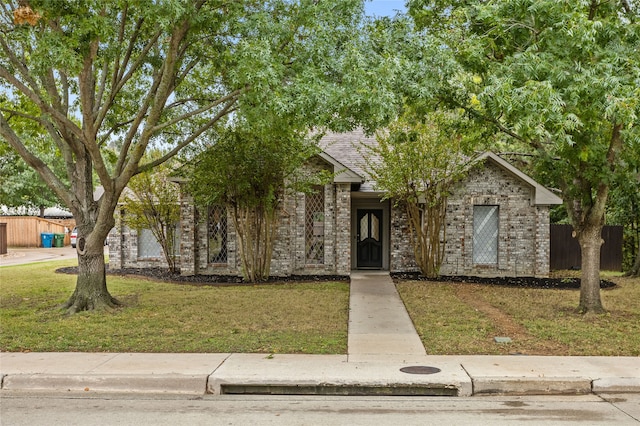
[348,271,427,362]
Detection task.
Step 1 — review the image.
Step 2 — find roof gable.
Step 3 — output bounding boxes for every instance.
[316,151,363,183]
[318,130,562,206]
[319,129,378,191]
[472,152,563,206]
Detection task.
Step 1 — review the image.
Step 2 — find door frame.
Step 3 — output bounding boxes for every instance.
[351,198,390,270]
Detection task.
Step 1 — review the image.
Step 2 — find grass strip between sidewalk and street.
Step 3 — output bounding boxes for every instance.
[0,260,349,354]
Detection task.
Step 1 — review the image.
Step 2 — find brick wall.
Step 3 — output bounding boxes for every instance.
[174,158,350,278]
[110,157,552,278]
[390,160,551,277]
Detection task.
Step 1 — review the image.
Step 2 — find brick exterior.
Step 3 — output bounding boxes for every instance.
[389,160,552,277]
[109,155,553,278]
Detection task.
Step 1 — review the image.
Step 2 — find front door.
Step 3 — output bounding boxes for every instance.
[357,209,383,268]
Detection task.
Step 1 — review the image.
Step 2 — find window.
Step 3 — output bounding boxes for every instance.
[138,228,162,258]
[137,226,180,259]
[359,212,380,242]
[473,205,498,264]
[208,205,228,264]
[305,186,325,264]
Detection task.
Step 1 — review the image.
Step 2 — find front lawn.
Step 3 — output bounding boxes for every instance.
[3,260,637,356]
[397,273,640,356]
[0,260,349,354]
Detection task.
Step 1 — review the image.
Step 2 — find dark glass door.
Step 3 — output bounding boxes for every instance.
[357,209,383,268]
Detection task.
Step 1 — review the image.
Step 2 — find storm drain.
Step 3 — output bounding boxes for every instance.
[400,366,442,375]
[220,383,458,396]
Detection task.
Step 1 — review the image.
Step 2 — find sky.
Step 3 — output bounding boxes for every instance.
[364,0,407,17]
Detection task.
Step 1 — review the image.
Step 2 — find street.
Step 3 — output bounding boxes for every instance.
[1,392,639,425]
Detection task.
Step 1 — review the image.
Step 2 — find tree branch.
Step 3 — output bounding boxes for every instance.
[115,16,193,190]
[94,24,162,132]
[0,65,84,142]
[78,35,112,187]
[112,66,163,176]
[136,100,237,175]
[0,112,72,208]
[150,88,243,134]
[98,118,136,146]
[457,102,526,142]
[588,0,600,20]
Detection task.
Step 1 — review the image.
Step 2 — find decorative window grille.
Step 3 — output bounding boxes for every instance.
[208,205,228,264]
[137,225,180,259]
[305,186,325,264]
[473,205,499,264]
[359,212,379,242]
[138,228,162,258]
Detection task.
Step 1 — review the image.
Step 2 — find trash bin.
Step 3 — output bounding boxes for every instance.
[53,233,65,247]
[41,232,54,248]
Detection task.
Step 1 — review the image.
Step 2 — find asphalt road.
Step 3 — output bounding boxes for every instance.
[1,392,639,425]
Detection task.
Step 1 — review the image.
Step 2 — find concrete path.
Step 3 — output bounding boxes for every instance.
[348,271,426,363]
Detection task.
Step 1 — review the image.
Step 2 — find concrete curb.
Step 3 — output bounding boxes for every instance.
[593,377,640,394]
[2,374,208,394]
[207,354,472,396]
[471,377,593,396]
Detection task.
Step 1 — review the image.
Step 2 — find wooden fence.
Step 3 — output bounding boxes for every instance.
[550,224,623,271]
[0,216,75,247]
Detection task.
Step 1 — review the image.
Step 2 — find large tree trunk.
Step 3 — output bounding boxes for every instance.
[62,240,119,314]
[576,222,606,314]
[63,159,120,314]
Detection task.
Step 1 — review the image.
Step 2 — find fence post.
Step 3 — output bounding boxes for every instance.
[0,223,7,254]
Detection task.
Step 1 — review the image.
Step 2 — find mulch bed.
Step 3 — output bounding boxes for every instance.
[56,266,616,289]
[56,266,349,287]
[390,271,617,290]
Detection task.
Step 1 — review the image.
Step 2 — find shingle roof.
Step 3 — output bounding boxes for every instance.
[318,129,563,205]
[319,129,380,192]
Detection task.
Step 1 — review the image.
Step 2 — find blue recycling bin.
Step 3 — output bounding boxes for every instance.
[41,232,54,248]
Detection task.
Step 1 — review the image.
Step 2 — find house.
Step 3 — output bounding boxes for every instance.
[108,129,563,278]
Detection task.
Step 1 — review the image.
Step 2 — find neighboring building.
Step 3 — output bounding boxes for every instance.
[108,129,562,278]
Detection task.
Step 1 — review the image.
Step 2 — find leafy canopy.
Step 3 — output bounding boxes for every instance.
[187,118,324,212]
[408,0,640,312]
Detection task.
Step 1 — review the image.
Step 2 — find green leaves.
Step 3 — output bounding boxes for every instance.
[121,157,181,272]
[187,119,320,211]
[411,0,639,202]
[407,0,639,309]
[365,107,473,205]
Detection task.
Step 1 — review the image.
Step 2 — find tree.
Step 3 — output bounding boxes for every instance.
[0,1,397,312]
[408,0,640,313]
[364,108,472,278]
[121,160,180,274]
[186,120,325,282]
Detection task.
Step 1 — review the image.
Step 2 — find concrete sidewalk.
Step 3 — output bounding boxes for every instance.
[1,352,638,396]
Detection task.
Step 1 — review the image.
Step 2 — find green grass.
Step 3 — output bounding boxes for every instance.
[397,274,640,356]
[0,260,349,354]
[3,260,638,356]
[394,283,498,354]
